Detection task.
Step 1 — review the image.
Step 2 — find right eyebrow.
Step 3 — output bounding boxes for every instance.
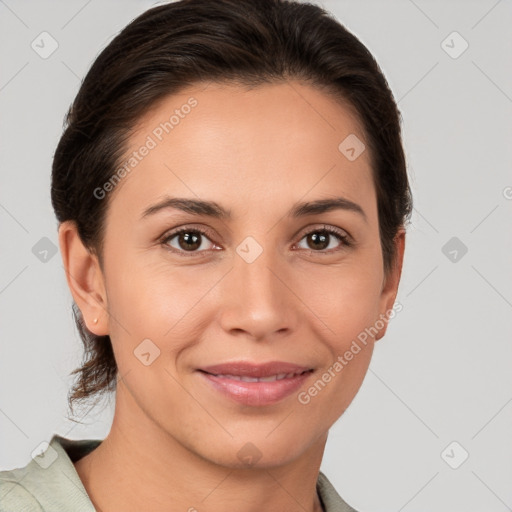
[140,197,232,220]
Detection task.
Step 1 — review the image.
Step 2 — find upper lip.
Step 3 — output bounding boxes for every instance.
[199,361,313,378]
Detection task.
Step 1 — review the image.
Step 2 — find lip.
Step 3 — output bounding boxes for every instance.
[197,361,314,406]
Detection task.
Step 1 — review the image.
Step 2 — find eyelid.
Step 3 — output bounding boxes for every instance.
[295,223,351,243]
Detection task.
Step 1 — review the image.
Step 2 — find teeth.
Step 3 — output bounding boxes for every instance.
[212,371,306,382]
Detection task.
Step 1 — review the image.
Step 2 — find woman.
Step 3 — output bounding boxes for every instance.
[0,0,411,510]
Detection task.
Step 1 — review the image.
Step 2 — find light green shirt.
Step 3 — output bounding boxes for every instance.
[0,434,359,511]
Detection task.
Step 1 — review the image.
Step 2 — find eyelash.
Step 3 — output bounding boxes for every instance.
[160,224,352,258]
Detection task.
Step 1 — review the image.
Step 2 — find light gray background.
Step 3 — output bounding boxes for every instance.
[1,1,511,511]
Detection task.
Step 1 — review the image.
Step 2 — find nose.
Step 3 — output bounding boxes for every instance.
[217,245,299,342]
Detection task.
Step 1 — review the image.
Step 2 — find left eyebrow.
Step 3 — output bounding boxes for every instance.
[289,197,367,222]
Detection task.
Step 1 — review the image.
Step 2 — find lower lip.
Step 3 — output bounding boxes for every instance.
[198,370,313,406]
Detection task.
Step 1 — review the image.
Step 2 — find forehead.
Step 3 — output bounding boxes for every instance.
[108,80,376,221]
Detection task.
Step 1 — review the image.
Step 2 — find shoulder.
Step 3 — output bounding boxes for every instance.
[317,470,361,512]
[0,434,101,512]
[0,468,44,511]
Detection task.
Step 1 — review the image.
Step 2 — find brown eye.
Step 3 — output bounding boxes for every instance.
[162,228,216,255]
[175,231,202,251]
[305,231,330,250]
[296,227,351,253]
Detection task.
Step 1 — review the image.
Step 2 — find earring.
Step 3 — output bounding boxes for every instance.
[93,318,98,325]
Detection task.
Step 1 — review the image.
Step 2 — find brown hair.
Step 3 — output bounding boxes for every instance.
[51,0,412,415]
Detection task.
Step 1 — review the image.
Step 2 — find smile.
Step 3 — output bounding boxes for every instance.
[197,366,314,406]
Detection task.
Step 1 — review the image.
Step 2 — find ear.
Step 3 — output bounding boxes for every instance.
[58,221,109,336]
[375,228,405,341]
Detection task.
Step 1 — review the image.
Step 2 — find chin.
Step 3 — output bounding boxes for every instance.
[197,432,313,470]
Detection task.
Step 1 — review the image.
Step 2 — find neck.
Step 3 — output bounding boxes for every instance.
[74,383,327,512]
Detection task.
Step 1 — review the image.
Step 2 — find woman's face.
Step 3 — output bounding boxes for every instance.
[95,81,403,467]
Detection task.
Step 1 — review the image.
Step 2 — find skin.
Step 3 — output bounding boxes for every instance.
[60,80,405,512]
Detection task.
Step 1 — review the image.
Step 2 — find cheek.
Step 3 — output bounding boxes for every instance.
[298,257,384,339]
[292,258,383,407]
[292,269,381,423]
[104,260,219,358]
